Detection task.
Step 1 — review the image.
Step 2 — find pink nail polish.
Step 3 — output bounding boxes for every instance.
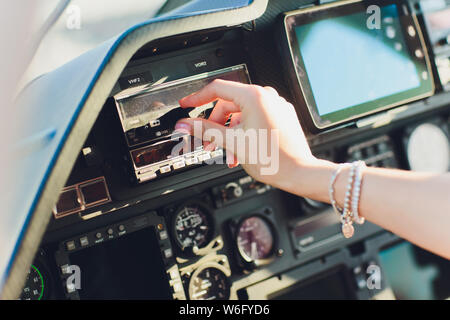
[204,142,216,152]
[174,122,191,134]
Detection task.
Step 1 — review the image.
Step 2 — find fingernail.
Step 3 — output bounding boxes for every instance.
[174,122,191,135]
[179,94,193,106]
[204,142,216,152]
[228,161,239,168]
[228,163,239,168]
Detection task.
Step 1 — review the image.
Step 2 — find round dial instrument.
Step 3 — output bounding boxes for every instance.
[174,204,212,251]
[188,266,230,300]
[236,216,275,262]
[20,265,45,300]
[407,123,450,173]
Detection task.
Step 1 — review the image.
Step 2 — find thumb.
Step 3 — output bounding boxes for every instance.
[175,118,230,151]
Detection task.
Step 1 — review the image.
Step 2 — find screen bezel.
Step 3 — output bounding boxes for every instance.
[283,0,435,130]
[54,213,178,300]
[116,64,251,183]
[114,64,251,148]
[67,226,172,300]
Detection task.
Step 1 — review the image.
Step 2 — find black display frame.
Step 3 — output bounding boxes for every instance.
[281,0,435,132]
[54,212,180,300]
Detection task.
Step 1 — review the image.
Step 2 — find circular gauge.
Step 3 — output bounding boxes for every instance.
[20,265,45,300]
[236,216,275,263]
[173,204,213,251]
[407,123,450,173]
[189,265,230,300]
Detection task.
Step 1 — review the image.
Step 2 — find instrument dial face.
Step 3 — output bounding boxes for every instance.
[20,265,44,300]
[189,267,230,300]
[174,205,211,250]
[407,123,450,173]
[237,216,274,262]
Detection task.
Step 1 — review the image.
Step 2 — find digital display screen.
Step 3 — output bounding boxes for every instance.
[296,5,419,116]
[69,228,172,299]
[285,2,434,129]
[130,135,202,169]
[115,64,250,147]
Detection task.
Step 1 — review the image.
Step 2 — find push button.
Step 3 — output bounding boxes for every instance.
[66,282,77,294]
[199,153,211,161]
[163,248,173,259]
[173,160,186,170]
[66,241,76,251]
[79,236,89,247]
[173,281,183,293]
[211,149,223,158]
[160,165,171,174]
[185,157,199,165]
[139,171,157,182]
[159,230,168,241]
[61,264,71,275]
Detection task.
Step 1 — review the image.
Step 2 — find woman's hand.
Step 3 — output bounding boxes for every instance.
[175,79,450,260]
[175,79,322,192]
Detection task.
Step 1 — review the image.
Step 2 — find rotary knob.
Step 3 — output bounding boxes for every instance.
[224,182,243,200]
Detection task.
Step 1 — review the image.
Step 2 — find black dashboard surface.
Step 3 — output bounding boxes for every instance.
[21,0,450,300]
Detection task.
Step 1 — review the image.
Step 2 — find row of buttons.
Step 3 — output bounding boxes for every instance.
[157,223,173,258]
[65,224,126,251]
[65,223,169,252]
[137,149,223,182]
[167,266,184,298]
[347,136,398,168]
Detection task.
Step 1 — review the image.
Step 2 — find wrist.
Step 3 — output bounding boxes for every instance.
[280,157,339,202]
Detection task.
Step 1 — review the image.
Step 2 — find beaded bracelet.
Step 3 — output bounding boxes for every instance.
[351,161,366,225]
[328,164,350,217]
[341,162,357,238]
[329,161,366,239]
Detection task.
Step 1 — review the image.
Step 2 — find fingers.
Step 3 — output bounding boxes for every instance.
[226,149,238,168]
[175,118,227,149]
[263,86,279,96]
[226,112,241,168]
[208,99,240,124]
[179,79,249,109]
[228,112,242,127]
[202,101,240,153]
[175,81,283,170]
[175,117,239,168]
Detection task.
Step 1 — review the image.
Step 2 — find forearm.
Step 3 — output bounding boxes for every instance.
[177,80,450,258]
[283,160,450,259]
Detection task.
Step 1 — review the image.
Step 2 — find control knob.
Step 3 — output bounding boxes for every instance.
[224,182,243,200]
